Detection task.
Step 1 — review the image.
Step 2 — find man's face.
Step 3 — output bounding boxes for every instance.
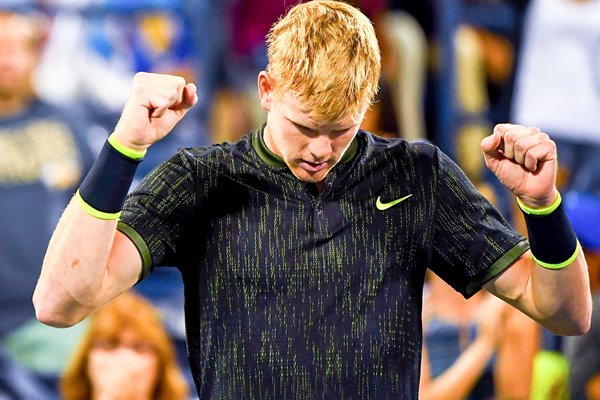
[260,73,364,185]
[0,14,37,99]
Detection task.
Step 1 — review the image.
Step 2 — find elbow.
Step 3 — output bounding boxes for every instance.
[558,316,591,336]
[35,306,77,328]
[32,289,87,328]
[570,295,593,336]
[549,300,593,336]
[570,307,592,336]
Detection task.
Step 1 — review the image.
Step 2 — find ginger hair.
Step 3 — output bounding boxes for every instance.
[60,291,189,400]
[266,0,381,122]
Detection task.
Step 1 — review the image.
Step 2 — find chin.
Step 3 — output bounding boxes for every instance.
[293,170,329,184]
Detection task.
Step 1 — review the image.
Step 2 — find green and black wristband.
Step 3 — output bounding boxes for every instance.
[518,192,579,269]
[75,134,146,220]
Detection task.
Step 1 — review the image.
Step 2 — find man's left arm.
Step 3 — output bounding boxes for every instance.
[481,124,592,335]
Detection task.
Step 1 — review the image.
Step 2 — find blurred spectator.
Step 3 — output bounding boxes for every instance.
[60,291,189,400]
[563,192,600,400]
[206,0,277,144]
[377,8,428,141]
[420,187,539,400]
[420,271,538,400]
[512,0,600,195]
[0,9,93,398]
[36,0,209,161]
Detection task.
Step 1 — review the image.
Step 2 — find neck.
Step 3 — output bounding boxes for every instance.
[0,94,29,117]
[262,123,281,158]
[92,386,154,400]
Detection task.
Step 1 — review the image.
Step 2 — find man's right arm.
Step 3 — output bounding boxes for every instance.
[33,72,198,327]
[33,204,141,327]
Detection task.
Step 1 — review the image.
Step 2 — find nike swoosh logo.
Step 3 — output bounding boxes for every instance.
[376,194,413,211]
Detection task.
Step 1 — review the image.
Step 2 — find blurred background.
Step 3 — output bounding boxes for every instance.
[0,0,599,399]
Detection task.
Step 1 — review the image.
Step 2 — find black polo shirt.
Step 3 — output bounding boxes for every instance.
[118,129,528,400]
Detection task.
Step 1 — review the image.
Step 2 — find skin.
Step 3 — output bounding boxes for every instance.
[481,124,591,335]
[587,373,600,400]
[0,13,39,116]
[258,71,364,190]
[420,274,538,399]
[87,330,159,400]
[33,73,591,339]
[420,291,507,400]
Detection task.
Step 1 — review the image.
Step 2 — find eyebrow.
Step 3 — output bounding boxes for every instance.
[287,118,315,131]
[287,117,352,133]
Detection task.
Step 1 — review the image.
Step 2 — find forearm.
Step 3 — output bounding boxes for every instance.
[487,249,591,336]
[33,198,139,327]
[482,124,592,334]
[34,199,115,326]
[420,338,495,400]
[488,185,593,335]
[528,249,591,335]
[518,192,592,334]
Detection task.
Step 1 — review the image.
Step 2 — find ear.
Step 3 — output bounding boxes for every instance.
[258,71,274,112]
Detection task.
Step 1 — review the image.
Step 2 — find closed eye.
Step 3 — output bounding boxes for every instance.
[332,127,352,136]
[291,121,316,135]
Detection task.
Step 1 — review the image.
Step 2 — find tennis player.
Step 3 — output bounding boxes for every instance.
[34,2,591,398]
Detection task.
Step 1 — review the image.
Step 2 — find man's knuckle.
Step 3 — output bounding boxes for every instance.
[504,130,517,143]
[130,84,145,96]
[168,87,181,101]
[538,132,550,141]
[514,140,526,153]
[175,76,186,88]
[133,71,150,82]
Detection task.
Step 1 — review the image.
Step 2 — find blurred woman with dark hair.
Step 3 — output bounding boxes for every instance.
[60,291,189,400]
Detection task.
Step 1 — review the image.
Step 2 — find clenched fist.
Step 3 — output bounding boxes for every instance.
[111,72,198,153]
[481,123,558,209]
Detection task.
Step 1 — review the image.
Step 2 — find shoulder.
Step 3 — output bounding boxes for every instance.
[358,131,439,162]
[179,134,253,163]
[356,131,445,180]
[168,134,255,177]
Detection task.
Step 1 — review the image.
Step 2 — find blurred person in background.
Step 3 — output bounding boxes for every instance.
[563,192,600,400]
[35,0,210,173]
[512,0,600,195]
[61,291,189,400]
[0,9,93,399]
[421,273,538,400]
[420,185,539,400]
[421,274,505,400]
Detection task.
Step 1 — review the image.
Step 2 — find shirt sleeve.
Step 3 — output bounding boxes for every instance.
[428,148,529,298]
[117,149,197,279]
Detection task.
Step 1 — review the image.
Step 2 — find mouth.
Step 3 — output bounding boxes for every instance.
[298,160,329,173]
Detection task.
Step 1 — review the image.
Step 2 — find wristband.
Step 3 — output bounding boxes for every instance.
[77,135,144,219]
[518,192,579,269]
[107,134,147,159]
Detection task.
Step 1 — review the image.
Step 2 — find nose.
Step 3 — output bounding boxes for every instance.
[307,133,333,162]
